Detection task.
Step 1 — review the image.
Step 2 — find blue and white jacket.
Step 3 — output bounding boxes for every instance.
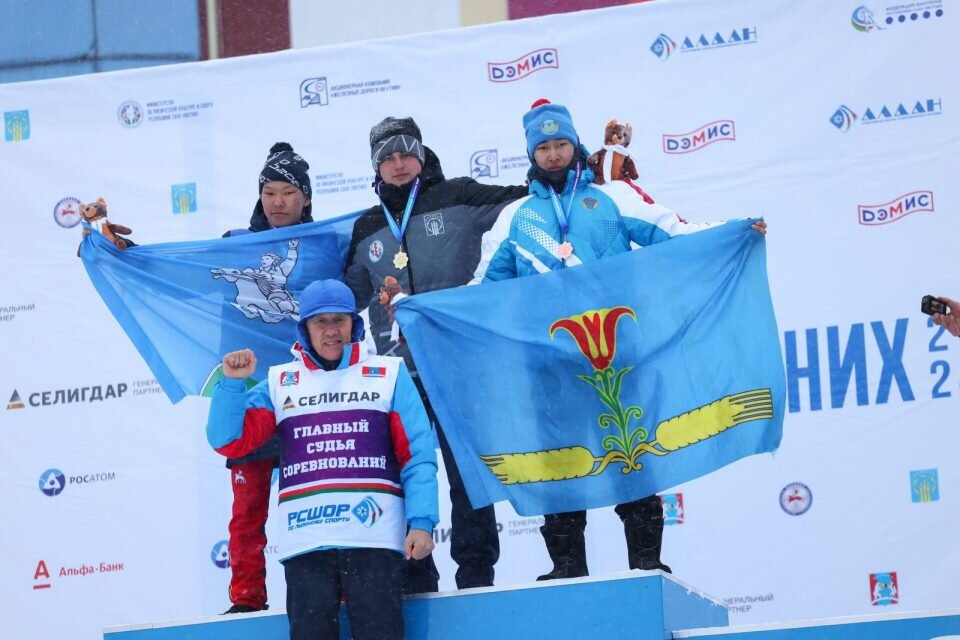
[207,342,439,562]
[474,164,722,282]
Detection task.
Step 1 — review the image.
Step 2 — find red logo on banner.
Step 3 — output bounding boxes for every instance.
[488,49,559,82]
[858,190,934,225]
[34,560,51,590]
[869,572,899,606]
[663,120,736,154]
[661,493,685,525]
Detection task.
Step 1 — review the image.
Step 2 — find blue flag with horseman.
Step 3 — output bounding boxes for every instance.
[79,213,359,403]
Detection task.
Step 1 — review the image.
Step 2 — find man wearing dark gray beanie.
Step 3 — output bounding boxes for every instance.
[345,116,528,593]
[369,116,426,173]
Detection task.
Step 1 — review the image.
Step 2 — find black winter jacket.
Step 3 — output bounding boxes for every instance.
[345,147,527,373]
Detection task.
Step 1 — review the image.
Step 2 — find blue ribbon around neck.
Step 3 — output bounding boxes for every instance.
[380,177,421,247]
[548,163,581,240]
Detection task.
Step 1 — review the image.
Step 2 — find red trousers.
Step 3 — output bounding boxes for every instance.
[227,458,274,609]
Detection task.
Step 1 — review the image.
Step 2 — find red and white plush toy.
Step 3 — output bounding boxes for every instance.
[587,119,639,184]
[587,119,655,204]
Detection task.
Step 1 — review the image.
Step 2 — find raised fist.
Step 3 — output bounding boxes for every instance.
[223,348,257,379]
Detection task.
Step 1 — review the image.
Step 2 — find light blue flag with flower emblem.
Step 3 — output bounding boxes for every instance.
[80,213,360,403]
[395,219,785,516]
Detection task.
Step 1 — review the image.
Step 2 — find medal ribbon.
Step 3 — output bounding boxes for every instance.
[380,177,420,248]
[548,164,582,241]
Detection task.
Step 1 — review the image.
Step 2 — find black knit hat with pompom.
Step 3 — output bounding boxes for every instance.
[258,142,311,198]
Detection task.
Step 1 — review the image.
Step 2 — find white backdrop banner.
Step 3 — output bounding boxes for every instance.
[0,0,957,638]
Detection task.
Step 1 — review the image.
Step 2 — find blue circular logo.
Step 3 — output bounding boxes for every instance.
[117,101,143,128]
[541,119,559,135]
[39,468,66,497]
[53,197,82,229]
[211,540,230,569]
[779,482,812,516]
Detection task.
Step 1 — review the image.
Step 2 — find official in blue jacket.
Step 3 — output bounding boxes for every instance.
[207,279,439,640]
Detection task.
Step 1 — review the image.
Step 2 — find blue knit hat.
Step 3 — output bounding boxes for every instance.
[296,280,365,345]
[523,98,579,158]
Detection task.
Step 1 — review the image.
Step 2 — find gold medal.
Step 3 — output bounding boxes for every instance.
[393,249,409,269]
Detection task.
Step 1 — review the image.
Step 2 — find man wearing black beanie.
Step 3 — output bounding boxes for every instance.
[220,142,314,615]
[97,142,314,615]
[345,116,528,593]
[243,142,314,231]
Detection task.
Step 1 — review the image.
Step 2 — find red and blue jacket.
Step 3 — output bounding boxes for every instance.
[207,341,439,561]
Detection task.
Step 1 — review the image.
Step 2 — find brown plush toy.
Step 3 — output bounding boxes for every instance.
[587,119,639,185]
[379,276,403,305]
[79,197,132,254]
[379,276,407,343]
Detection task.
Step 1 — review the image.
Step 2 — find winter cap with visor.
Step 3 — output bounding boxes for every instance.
[296,280,365,349]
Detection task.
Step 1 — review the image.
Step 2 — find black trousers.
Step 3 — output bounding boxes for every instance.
[404,378,501,592]
[284,548,402,640]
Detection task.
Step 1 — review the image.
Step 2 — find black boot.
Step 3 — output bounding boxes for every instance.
[616,496,672,573]
[536,511,588,581]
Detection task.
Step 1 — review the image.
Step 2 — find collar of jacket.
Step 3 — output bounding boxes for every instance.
[528,163,595,199]
[246,199,315,232]
[291,341,366,371]
[527,144,593,199]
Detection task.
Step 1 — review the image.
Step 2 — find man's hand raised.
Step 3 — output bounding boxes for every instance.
[223,349,257,379]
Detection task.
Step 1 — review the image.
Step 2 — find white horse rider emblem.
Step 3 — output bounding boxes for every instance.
[211,238,301,324]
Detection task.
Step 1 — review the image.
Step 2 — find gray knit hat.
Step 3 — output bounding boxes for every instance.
[370,117,425,170]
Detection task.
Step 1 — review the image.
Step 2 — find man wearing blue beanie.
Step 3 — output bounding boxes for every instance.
[475,98,767,581]
[523,101,580,158]
[207,279,439,640]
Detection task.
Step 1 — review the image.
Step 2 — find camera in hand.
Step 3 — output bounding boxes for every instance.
[921,295,948,316]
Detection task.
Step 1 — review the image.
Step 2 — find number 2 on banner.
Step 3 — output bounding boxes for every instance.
[927,317,951,398]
